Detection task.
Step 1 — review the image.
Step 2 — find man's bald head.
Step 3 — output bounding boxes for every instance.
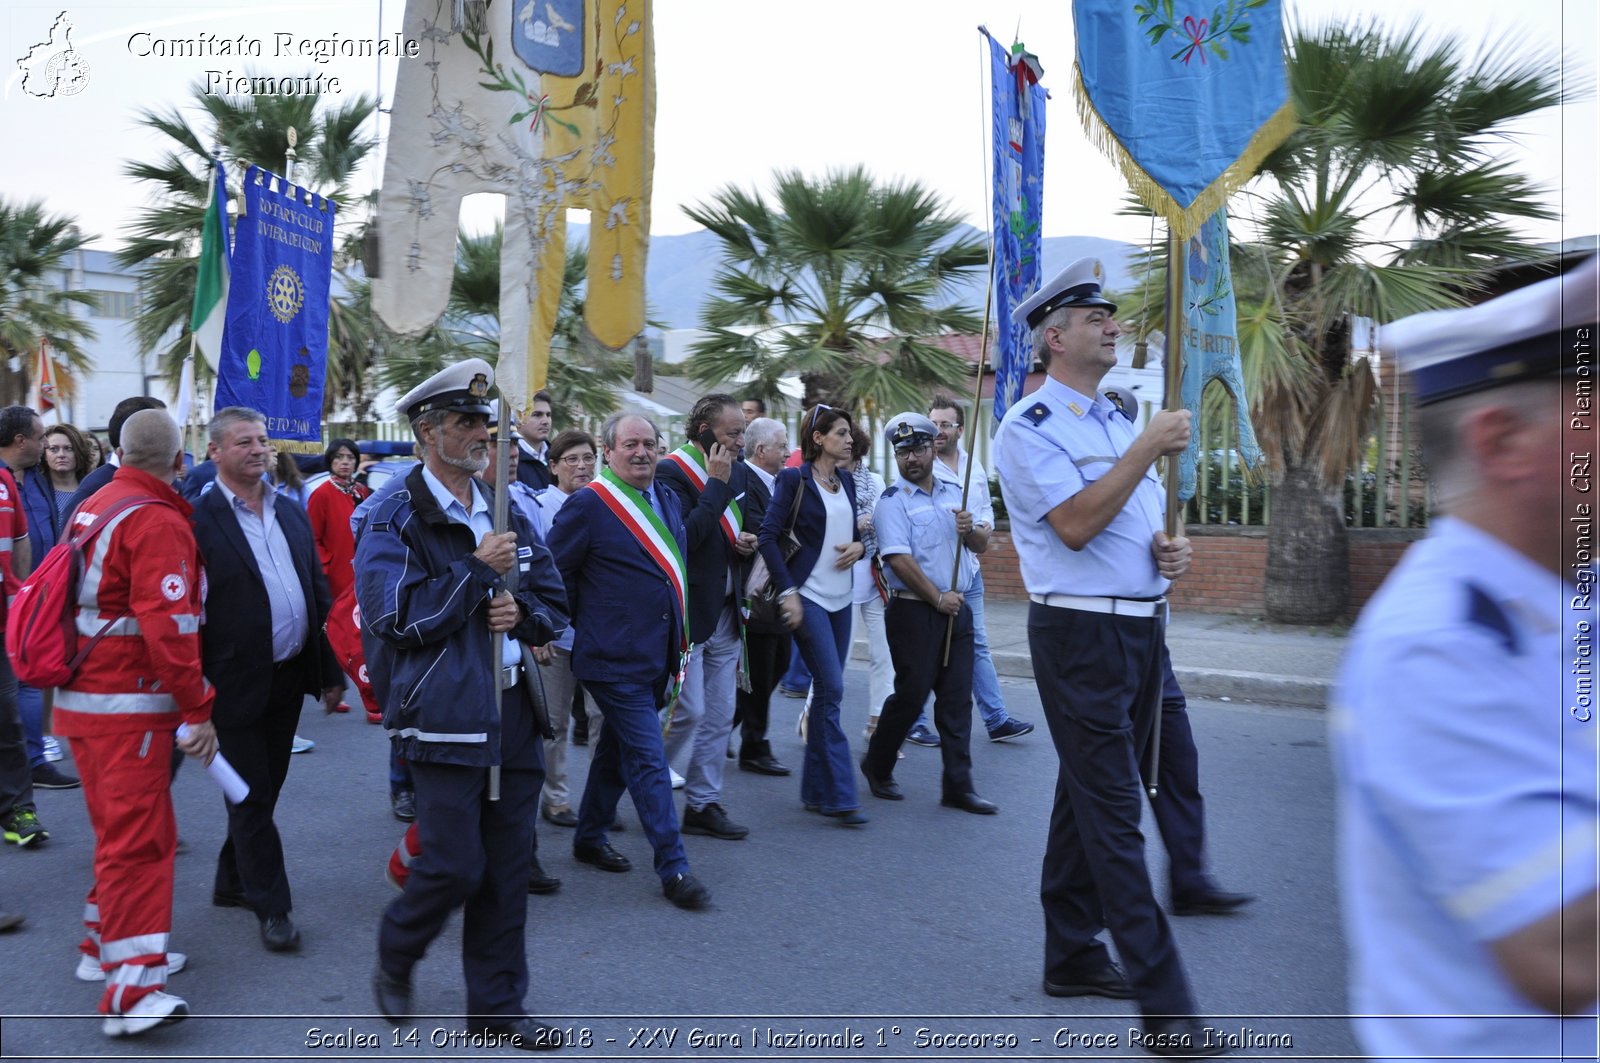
[119,409,183,478]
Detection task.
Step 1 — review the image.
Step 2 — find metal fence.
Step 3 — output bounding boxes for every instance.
[1178,392,1432,529]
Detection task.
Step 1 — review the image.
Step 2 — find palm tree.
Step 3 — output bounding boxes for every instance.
[373,225,625,421]
[0,198,97,405]
[683,166,986,417]
[1121,19,1567,623]
[116,78,376,392]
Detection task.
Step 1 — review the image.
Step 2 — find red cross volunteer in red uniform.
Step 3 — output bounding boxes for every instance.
[53,410,218,1039]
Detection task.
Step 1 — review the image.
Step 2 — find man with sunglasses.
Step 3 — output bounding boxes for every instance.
[860,413,998,815]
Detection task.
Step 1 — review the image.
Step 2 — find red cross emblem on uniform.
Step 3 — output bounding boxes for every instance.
[161,573,187,602]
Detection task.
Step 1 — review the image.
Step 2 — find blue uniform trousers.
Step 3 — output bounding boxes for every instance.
[378,685,543,1020]
[1029,602,1195,1017]
[1147,648,1211,900]
[574,679,688,882]
[863,597,975,795]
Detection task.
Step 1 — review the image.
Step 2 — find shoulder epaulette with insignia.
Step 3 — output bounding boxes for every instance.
[881,485,898,498]
[1022,403,1050,426]
[1464,583,1520,655]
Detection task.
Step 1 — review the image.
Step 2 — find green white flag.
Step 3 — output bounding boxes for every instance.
[190,161,231,370]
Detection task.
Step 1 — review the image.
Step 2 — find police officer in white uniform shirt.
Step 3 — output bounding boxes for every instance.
[1334,256,1599,1061]
[994,258,1220,1056]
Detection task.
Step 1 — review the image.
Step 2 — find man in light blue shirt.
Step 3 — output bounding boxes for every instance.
[995,258,1216,1056]
[859,413,997,815]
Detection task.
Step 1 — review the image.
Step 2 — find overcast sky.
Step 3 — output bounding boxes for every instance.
[3,0,1595,254]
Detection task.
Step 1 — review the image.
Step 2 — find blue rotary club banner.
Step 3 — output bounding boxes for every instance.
[1072,0,1292,240]
[989,34,1047,422]
[215,165,336,448]
[1177,208,1261,501]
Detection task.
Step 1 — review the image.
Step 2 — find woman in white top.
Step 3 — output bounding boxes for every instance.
[758,406,867,824]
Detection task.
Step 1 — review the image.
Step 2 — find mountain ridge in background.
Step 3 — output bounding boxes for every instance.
[571,223,1139,333]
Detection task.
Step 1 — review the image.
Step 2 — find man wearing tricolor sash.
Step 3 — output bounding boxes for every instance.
[657,394,758,842]
[548,412,713,911]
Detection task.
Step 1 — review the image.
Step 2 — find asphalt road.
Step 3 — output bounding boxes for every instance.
[0,668,1358,1062]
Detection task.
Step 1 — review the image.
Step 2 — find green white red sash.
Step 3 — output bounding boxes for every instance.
[666,443,743,549]
[587,468,689,638]
[587,469,693,713]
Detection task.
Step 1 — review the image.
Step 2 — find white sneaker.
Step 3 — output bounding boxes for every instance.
[77,952,188,983]
[42,736,63,762]
[102,990,188,1037]
[669,769,685,790]
[290,735,315,754]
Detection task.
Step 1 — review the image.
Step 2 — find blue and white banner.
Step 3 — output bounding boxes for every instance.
[1177,208,1262,501]
[214,166,336,447]
[1073,0,1292,240]
[989,35,1047,422]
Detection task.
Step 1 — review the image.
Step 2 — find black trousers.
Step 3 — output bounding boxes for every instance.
[1028,602,1195,1017]
[214,668,304,918]
[734,628,791,762]
[379,685,544,1019]
[1148,647,1211,900]
[863,597,975,795]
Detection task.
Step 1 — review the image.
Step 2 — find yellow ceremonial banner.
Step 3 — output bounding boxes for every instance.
[372,0,654,412]
[526,0,655,392]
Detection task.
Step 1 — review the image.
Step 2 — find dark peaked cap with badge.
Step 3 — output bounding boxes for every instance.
[396,357,497,420]
[883,412,938,451]
[1011,257,1118,329]
[1381,254,1598,405]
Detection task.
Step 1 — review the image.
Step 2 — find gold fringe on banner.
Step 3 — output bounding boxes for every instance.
[1071,64,1295,243]
[269,438,325,455]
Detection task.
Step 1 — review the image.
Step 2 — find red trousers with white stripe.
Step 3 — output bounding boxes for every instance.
[388,823,421,889]
[70,730,176,1015]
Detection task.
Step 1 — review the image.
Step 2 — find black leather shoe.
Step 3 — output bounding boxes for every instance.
[211,888,248,909]
[573,842,631,873]
[372,965,412,1024]
[468,1016,563,1051]
[662,872,711,910]
[1139,1017,1227,1056]
[739,754,791,776]
[260,913,301,952]
[1043,962,1136,999]
[681,803,749,840]
[1172,888,1255,917]
[527,858,561,895]
[391,789,416,822]
[940,791,999,815]
[860,759,903,800]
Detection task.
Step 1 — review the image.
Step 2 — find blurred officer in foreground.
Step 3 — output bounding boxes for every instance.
[1335,256,1599,1060]
[994,258,1218,1056]
[359,359,569,1047]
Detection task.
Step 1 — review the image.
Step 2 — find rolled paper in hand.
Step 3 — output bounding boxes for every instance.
[176,724,250,803]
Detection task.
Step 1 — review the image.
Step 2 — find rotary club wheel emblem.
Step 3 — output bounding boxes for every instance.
[267,264,305,324]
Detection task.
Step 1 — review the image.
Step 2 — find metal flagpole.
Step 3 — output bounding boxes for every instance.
[942,240,997,667]
[487,394,511,802]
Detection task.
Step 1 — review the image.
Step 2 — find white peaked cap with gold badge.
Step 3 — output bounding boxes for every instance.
[1382,255,1598,406]
[1011,257,1118,329]
[396,357,497,421]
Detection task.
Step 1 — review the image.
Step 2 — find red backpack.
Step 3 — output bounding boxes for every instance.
[6,495,160,688]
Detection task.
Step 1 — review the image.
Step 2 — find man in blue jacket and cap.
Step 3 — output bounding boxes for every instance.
[357,357,570,1050]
